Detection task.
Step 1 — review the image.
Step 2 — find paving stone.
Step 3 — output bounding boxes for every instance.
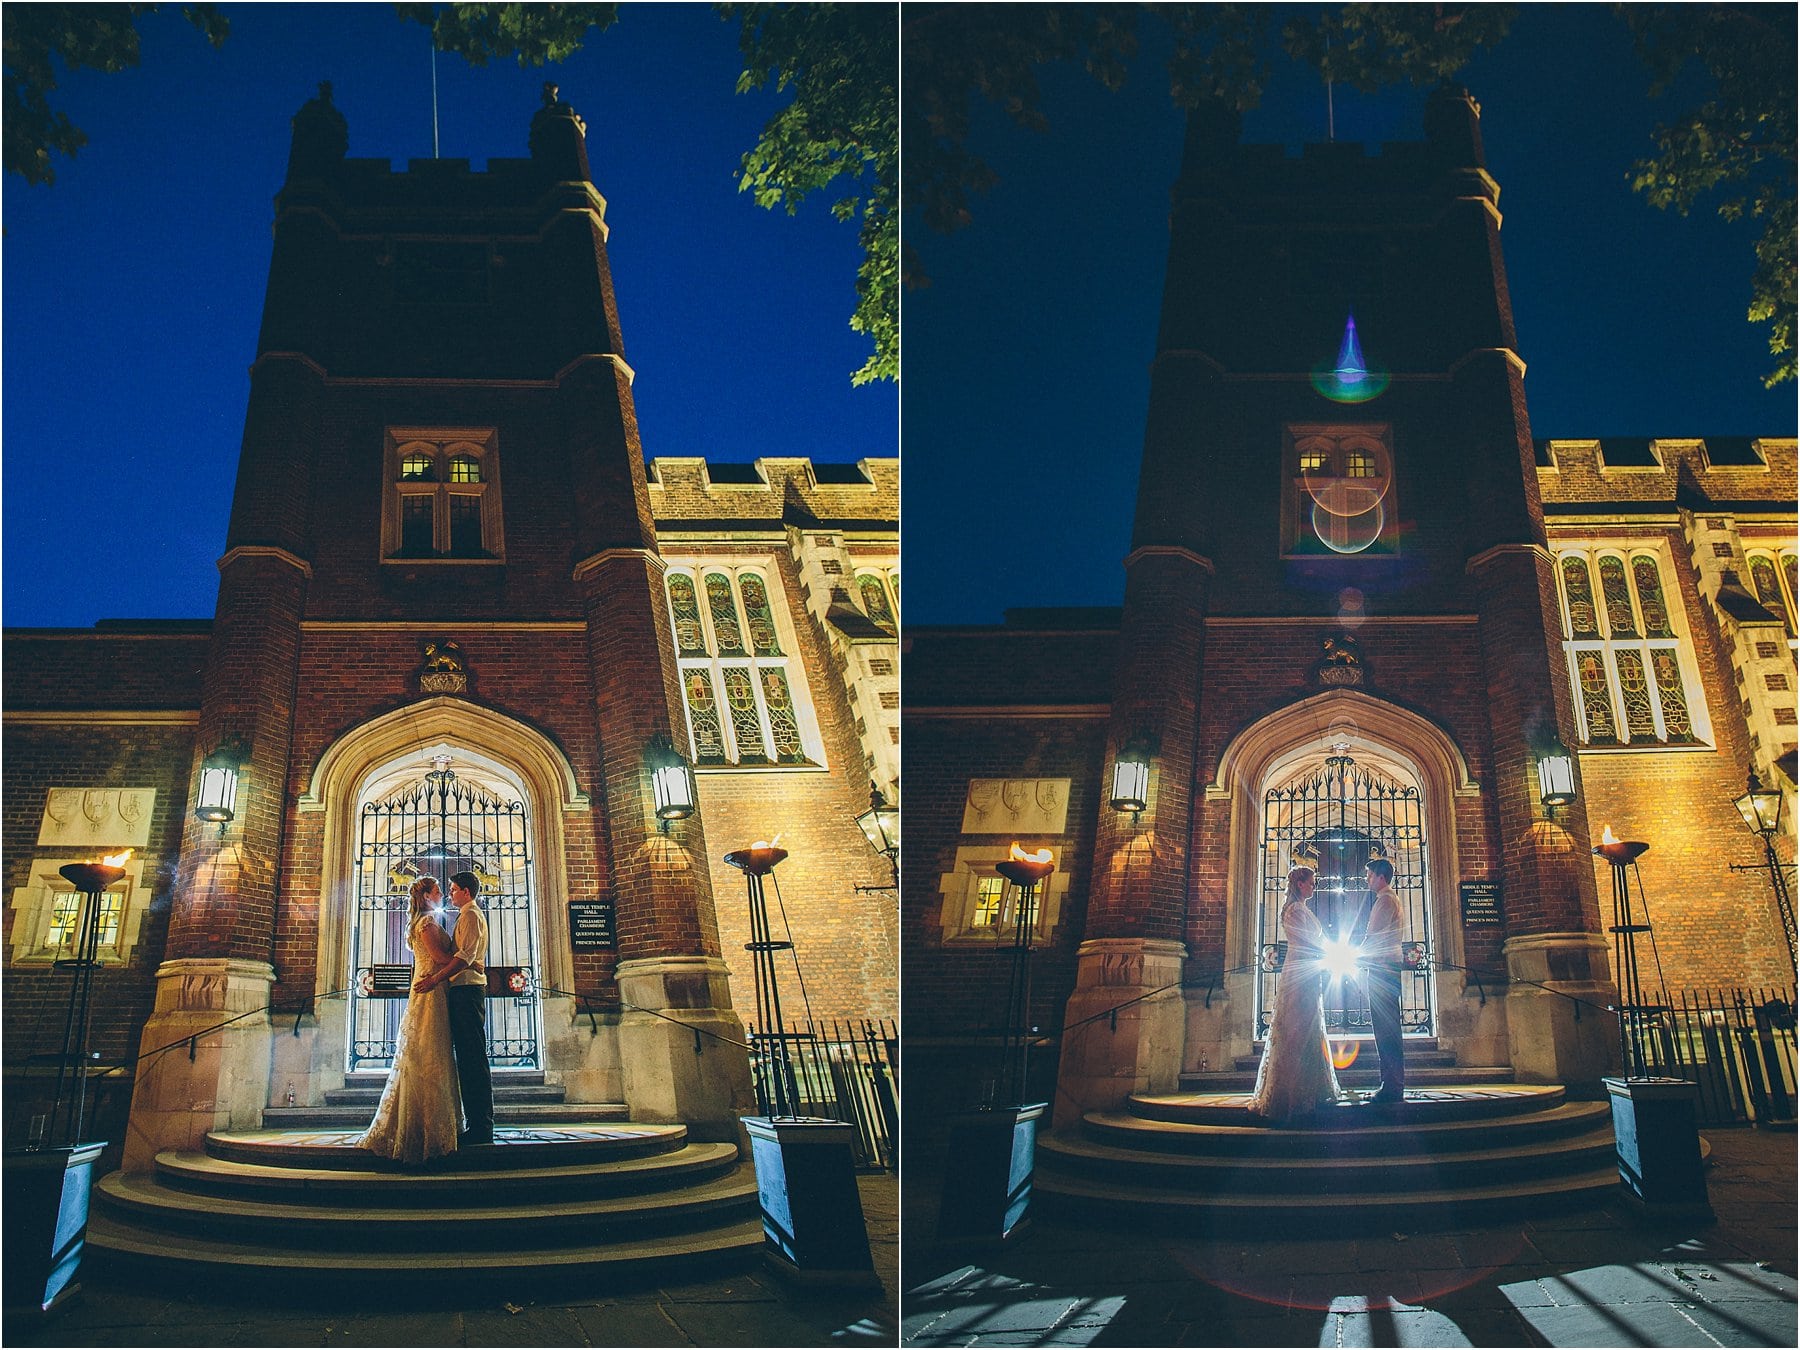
[666,1299,853,1347]
[1674,1293,1800,1347]
[1332,1306,1489,1347]
[462,1304,592,1346]
[324,1313,466,1346]
[566,1299,692,1346]
[1511,1298,1732,1348]
[1356,1233,1465,1273]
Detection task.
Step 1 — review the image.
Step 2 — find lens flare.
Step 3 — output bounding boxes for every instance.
[1330,1039,1360,1070]
[1311,314,1391,403]
[1311,498,1386,553]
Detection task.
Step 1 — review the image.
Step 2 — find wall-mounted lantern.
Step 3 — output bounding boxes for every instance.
[1110,738,1152,818]
[854,782,899,892]
[647,734,696,829]
[1536,735,1577,818]
[194,736,248,826]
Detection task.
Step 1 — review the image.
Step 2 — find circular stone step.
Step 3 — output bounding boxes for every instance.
[1129,1082,1567,1127]
[204,1123,688,1170]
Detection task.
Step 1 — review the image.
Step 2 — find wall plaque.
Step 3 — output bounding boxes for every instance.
[1459,881,1504,927]
[569,898,615,950]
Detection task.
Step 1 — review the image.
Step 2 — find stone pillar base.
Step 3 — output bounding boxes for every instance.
[616,955,753,1143]
[1053,938,1187,1132]
[1503,933,1621,1088]
[122,959,275,1174]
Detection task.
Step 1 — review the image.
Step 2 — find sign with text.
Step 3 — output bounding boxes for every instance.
[1459,881,1504,927]
[569,899,615,950]
[358,965,414,999]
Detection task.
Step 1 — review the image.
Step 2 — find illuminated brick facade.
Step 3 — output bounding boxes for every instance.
[3,88,895,1163]
[904,89,1796,1123]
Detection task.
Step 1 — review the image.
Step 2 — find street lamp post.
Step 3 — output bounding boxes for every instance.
[1732,771,1797,977]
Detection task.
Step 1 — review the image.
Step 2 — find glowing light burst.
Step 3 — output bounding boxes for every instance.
[1321,937,1364,981]
[1311,313,1390,403]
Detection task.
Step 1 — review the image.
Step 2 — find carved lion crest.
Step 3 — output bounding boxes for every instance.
[418,639,469,694]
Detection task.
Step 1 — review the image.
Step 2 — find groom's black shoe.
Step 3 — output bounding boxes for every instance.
[458,1131,494,1148]
[1370,1086,1404,1104]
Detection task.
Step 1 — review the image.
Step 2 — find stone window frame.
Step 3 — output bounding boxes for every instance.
[663,558,825,770]
[381,427,504,565]
[1744,547,1798,640]
[9,857,151,967]
[1280,423,1400,559]
[1554,543,1713,749]
[937,843,1071,945]
[853,567,900,634]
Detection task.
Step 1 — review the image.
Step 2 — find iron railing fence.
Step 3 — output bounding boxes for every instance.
[1637,986,1796,1126]
[747,1017,897,1170]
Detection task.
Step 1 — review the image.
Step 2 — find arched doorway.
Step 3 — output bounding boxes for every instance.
[347,750,542,1072]
[1256,748,1433,1043]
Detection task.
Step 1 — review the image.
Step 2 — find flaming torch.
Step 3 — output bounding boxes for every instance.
[993,845,1055,1106]
[1593,827,1661,1078]
[48,851,132,1148]
[723,837,801,1116]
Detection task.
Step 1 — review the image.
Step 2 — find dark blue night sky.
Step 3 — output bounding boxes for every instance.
[3,3,895,628]
[904,4,1798,627]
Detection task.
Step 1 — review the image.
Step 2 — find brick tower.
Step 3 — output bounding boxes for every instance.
[1049,86,1615,1121]
[120,83,764,1168]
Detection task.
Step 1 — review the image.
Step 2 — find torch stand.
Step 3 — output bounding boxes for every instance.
[938,855,1052,1246]
[724,848,877,1289]
[3,860,124,1322]
[1594,840,1712,1220]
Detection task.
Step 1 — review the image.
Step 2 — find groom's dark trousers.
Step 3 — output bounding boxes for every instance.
[1365,964,1405,1096]
[447,985,494,1142]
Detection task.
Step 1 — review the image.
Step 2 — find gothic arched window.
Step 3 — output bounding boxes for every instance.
[384,430,502,563]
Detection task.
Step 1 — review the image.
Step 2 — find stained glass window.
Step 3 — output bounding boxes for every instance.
[1598,556,1637,636]
[1783,555,1798,625]
[1561,556,1599,638]
[722,667,766,762]
[1652,650,1694,742]
[1631,556,1672,637]
[1615,651,1656,742]
[739,575,782,655]
[1748,554,1793,635]
[761,669,806,764]
[705,573,745,654]
[858,574,896,631]
[1578,651,1619,744]
[668,575,706,656]
[1559,547,1708,748]
[668,563,818,768]
[684,670,726,764]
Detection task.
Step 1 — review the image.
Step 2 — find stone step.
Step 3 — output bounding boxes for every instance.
[1187,1064,1514,1090]
[339,1070,548,1089]
[205,1123,684,1170]
[1136,1083,1563,1128]
[1043,1121,1618,1192]
[1035,1159,1624,1228]
[84,1208,765,1290]
[153,1141,742,1207]
[260,1100,629,1130]
[95,1157,760,1249]
[323,1084,567,1107]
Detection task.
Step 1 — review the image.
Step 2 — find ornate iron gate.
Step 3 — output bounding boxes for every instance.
[349,759,539,1070]
[1258,750,1432,1040]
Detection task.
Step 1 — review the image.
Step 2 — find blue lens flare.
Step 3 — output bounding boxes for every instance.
[1312,312,1390,403]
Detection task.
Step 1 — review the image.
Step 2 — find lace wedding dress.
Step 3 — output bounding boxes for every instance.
[1246,899,1343,1123]
[357,916,460,1163]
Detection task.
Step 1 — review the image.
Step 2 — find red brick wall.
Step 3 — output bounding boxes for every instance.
[2,722,195,1062]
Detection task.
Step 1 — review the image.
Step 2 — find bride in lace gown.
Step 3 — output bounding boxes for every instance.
[1247,860,1344,1124]
[358,876,461,1163]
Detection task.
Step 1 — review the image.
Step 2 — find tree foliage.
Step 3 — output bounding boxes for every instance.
[725,3,897,385]
[394,3,618,67]
[1621,3,1796,387]
[3,3,228,186]
[906,2,1794,386]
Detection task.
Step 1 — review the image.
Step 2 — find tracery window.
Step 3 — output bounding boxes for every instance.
[855,569,899,633]
[665,563,818,767]
[1746,549,1799,639]
[383,429,502,562]
[1556,548,1708,747]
